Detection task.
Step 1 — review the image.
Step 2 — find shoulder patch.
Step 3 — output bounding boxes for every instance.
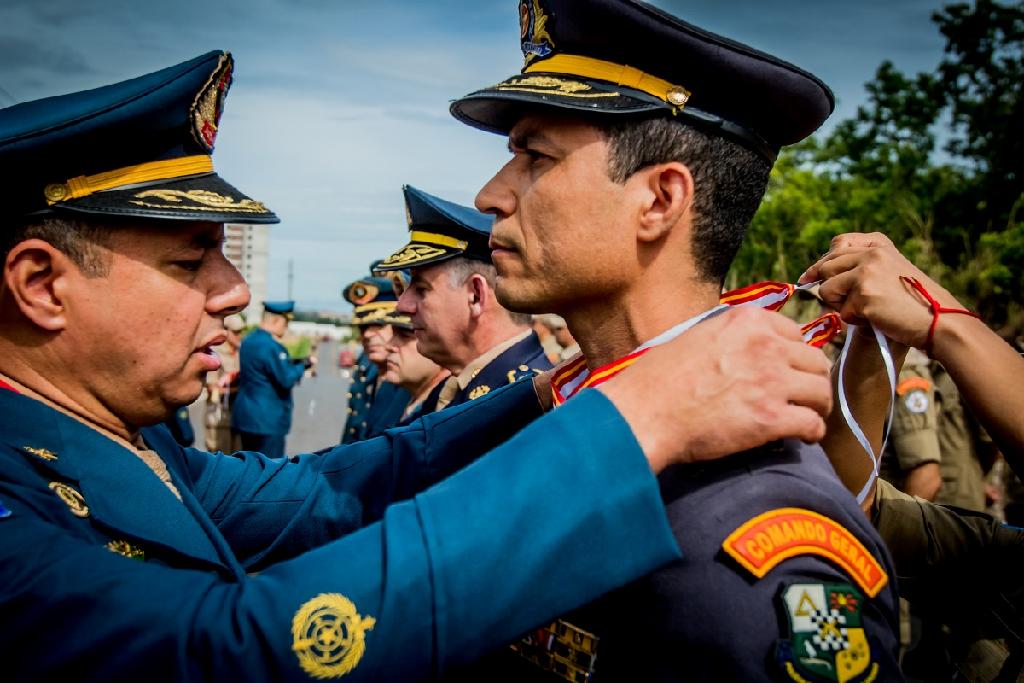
[776,582,878,682]
[292,593,375,679]
[896,376,930,396]
[279,351,288,360]
[722,508,888,598]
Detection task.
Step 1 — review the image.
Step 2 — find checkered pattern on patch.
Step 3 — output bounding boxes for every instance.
[809,609,849,651]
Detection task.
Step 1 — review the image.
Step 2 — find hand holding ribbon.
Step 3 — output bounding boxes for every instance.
[800,231,982,506]
[799,231,974,354]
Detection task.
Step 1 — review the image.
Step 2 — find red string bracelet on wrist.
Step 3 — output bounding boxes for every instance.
[900,275,980,353]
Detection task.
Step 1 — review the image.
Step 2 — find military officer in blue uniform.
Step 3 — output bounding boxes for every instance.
[452,1,902,680]
[340,274,411,442]
[232,300,312,457]
[0,49,842,682]
[342,350,377,442]
[378,185,551,415]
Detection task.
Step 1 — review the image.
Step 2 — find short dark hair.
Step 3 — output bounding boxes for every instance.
[444,256,533,326]
[1,216,113,277]
[602,117,771,284]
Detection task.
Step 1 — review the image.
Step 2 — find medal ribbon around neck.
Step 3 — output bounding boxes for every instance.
[550,280,893,505]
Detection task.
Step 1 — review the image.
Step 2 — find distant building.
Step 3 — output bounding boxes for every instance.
[223,223,269,323]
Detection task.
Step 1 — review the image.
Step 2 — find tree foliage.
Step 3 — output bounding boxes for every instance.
[729,0,1024,334]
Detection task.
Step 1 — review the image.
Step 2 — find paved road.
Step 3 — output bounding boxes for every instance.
[188,339,356,455]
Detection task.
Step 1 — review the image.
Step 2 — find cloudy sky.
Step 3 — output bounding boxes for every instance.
[1,0,951,311]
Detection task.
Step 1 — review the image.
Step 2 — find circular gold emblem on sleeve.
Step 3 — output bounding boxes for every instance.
[48,482,89,518]
[43,183,70,203]
[292,593,376,679]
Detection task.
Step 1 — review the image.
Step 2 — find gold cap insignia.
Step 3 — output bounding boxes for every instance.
[49,482,89,518]
[292,593,375,679]
[190,53,233,151]
[23,446,58,461]
[346,281,380,307]
[520,0,555,65]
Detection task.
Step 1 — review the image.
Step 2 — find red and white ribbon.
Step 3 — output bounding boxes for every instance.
[551,280,892,504]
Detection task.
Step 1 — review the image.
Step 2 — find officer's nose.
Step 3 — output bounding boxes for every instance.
[475,157,517,219]
[207,252,250,317]
[396,288,416,315]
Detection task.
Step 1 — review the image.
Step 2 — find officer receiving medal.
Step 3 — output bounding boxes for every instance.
[450,0,902,679]
[232,299,312,457]
[0,48,843,682]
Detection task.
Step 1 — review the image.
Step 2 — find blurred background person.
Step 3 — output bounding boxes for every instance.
[340,274,410,442]
[204,313,245,453]
[232,300,313,458]
[532,314,563,364]
[384,316,450,427]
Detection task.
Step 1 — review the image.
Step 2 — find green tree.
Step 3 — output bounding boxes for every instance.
[730,1,1024,332]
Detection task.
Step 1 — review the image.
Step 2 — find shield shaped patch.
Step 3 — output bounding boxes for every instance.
[776,583,878,683]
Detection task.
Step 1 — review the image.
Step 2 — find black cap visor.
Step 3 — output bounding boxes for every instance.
[49,172,279,224]
[452,73,777,162]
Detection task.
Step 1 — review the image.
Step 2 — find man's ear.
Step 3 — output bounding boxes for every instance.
[467,273,489,319]
[3,239,74,332]
[635,162,694,243]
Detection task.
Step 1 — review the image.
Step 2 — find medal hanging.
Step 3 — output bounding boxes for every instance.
[550,280,893,504]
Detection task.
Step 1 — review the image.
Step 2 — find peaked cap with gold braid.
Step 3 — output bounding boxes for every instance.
[0,50,278,223]
[343,275,411,328]
[377,185,494,272]
[450,0,834,162]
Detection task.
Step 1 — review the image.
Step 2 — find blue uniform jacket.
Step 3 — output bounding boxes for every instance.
[365,381,412,440]
[462,441,902,682]
[163,406,195,447]
[342,354,378,444]
[232,328,306,436]
[0,382,680,682]
[448,331,552,409]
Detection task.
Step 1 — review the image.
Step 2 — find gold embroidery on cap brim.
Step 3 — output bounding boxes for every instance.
[382,245,449,267]
[495,86,621,99]
[506,76,593,92]
[494,75,621,98]
[130,189,269,214]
